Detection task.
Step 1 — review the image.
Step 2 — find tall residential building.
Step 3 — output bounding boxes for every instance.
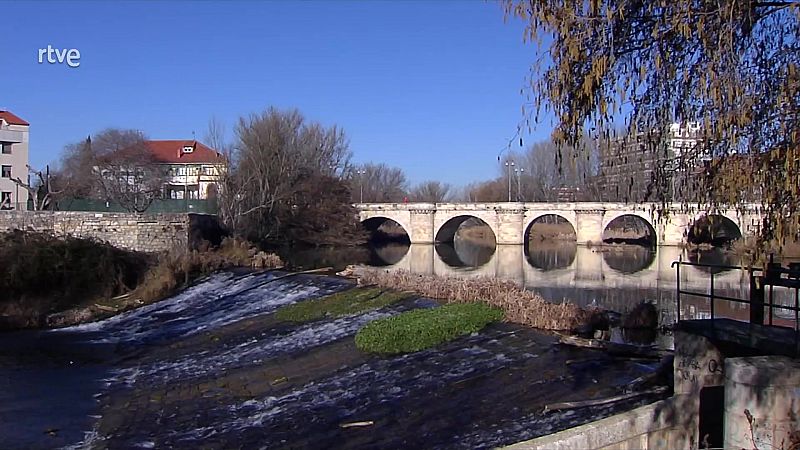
[0,111,30,210]
[596,122,702,202]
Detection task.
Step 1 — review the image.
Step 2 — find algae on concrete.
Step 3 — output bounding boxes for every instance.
[274,287,409,323]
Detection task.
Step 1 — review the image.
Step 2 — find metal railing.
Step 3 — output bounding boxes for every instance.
[672,257,800,330]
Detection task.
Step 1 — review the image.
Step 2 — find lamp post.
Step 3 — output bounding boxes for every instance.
[356,169,366,203]
[505,160,515,202]
[515,167,524,201]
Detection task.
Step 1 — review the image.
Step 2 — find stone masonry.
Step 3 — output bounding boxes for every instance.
[0,211,220,253]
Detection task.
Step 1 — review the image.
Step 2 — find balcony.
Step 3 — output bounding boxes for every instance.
[0,129,24,143]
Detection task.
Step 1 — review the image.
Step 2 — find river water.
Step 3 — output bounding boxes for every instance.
[0,271,663,449]
[1,241,794,448]
[288,241,799,330]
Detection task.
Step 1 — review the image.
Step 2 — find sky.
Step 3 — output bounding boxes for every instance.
[1,0,552,186]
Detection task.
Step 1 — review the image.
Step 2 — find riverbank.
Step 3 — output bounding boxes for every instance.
[0,270,668,449]
[0,232,282,331]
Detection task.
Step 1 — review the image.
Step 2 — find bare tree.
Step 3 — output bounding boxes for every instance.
[93,140,166,213]
[351,163,408,203]
[410,180,452,203]
[11,165,63,211]
[221,107,362,245]
[59,129,166,212]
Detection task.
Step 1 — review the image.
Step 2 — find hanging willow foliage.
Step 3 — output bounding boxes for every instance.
[503,0,800,251]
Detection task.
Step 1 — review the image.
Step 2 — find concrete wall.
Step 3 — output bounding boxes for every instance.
[0,211,222,253]
[503,396,693,450]
[504,329,731,450]
[358,202,763,246]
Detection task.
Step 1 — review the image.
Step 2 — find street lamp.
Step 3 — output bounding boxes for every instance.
[514,167,525,201]
[356,169,366,203]
[505,160,515,202]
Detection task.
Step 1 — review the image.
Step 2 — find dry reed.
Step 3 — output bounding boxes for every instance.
[132,237,283,305]
[354,268,593,331]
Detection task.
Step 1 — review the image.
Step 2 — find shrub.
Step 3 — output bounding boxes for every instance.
[131,237,283,305]
[275,287,407,323]
[622,301,658,329]
[0,231,150,327]
[355,302,504,354]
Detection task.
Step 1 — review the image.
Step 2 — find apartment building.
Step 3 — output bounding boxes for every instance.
[0,110,29,210]
[596,122,702,202]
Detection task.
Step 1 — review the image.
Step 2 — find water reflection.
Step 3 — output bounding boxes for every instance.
[526,242,576,271]
[601,245,655,274]
[435,238,495,268]
[364,241,795,329]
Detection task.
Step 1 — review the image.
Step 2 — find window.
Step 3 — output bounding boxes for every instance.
[0,192,11,209]
[182,145,194,154]
[1,143,10,154]
[1,165,10,178]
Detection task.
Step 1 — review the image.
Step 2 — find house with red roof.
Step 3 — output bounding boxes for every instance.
[0,110,30,210]
[143,140,226,200]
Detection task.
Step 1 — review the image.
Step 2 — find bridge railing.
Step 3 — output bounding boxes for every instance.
[671,257,800,330]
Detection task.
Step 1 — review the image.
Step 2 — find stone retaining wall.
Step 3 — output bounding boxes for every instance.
[0,211,222,253]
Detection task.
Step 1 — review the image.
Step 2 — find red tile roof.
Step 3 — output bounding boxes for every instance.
[144,140,224,164]
[0,111,29,126]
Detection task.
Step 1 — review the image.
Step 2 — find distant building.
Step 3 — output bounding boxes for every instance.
[143,140,226,200]
[0,110,30,210]
[596,122,703,202]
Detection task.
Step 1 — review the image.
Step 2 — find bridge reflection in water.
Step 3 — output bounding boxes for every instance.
[367,242,797,328]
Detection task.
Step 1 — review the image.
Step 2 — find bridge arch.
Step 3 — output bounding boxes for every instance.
[434,215,497,244]
[602,212,658,246]
[360,215,411,243]
[687,213,742,246]
[524,213,577,246]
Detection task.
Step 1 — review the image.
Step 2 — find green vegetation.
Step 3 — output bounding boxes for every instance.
[275,287,408,323]
[355,302,504,355]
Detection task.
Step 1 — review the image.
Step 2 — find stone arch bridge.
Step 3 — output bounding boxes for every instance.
[357,202,763,246]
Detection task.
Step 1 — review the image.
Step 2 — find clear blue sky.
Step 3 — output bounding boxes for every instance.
[1,0,551,186]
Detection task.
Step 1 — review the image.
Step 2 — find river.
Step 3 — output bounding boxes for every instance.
[287,241,799,332]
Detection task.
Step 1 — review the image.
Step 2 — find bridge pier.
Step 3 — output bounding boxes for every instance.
[495,206,525,245]
[409,208,435,244]
[575,209,605,245]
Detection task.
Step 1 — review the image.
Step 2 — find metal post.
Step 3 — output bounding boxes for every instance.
[749,269,765,325]
[505,161,514,202]
[710,271,715,320]
[676,260,681,323]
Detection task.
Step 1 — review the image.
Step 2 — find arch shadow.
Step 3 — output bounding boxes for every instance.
[362,217,410,245]
[435,240,495,269]
[435,216,496,244]
[434,216,496,268]
[602,245,656,274]
[524,214,577,270]
[687,215,742,247]
[603,214,657,247]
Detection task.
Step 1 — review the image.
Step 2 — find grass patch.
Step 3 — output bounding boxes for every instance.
[274,287,408,323]
[355,302,504,355]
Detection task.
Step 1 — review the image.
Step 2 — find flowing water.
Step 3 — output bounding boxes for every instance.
[3,240,793,448]
[0,268,665,449]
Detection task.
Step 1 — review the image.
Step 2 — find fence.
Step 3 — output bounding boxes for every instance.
[55,198,218,214]
[672,256,800,330]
